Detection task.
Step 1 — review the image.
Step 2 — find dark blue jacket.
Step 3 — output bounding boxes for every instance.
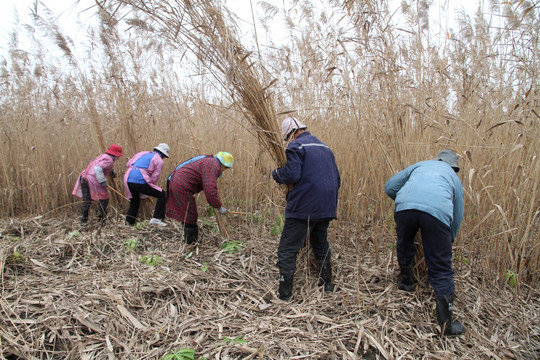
[272,132,341,220]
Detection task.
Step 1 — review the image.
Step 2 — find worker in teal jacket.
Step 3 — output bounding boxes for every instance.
[385,149,465,336]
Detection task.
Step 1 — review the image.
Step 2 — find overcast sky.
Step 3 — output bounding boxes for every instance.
[0,0,479,55]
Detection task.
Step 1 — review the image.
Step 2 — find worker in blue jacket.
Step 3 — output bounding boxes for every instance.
[384,149,465,336]
[272,117,341,301]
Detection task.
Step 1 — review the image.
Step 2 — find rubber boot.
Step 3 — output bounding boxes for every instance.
[184,225,199,245]
[435,294,466,336]
[397,263,415,292]
[318,262,334,292]
[97,200,108,223]
[278,273,294,301]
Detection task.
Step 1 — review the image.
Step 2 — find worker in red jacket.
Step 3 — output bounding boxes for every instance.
[166,152,233,244]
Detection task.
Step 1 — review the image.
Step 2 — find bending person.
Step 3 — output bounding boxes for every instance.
[124,143,170,226]
[166,152,233,244]
[72,144,123,224]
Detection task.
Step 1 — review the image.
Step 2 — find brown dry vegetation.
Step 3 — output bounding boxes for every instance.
[0,214,538,359]
[0,0,539,358]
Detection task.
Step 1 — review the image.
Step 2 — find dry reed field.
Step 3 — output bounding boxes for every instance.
[0,0,539,359]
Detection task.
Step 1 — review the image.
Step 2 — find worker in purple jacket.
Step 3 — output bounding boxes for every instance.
[272,117,341,301]
[124,143,170,226]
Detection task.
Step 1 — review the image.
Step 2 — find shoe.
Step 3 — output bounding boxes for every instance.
[435,294,466,336]
[279,274,294,301]
[184,226,199,244]
[323,282,334,292]
[397,263,415,292]
[317,262,333,292]
[149,218,167,226]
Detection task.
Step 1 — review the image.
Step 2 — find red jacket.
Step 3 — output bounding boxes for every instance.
[166,156,223,224]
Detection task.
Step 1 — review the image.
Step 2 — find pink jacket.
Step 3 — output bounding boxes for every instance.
[72,153,115,200]
[123,151,165,199]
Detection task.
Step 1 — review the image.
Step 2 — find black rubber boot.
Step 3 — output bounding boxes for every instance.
[397,263,415,292]
[318,262,334,292]
[184,225,199,245]
[97,200,108,223]
[435,294,466,336]
[279,273,294,301]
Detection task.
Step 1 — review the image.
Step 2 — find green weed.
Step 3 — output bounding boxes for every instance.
[134,221,147,229]
[223,335,247,345]
[67,231,80,238]
[161,348,195,360]
[9,249,26,264]
[139,254,163,266]
[125,238,139,252]
[505,269,517,287]
[453,254,470,265]
[270,214,285,236]
[201,262,209,272]
[221,240,245,254]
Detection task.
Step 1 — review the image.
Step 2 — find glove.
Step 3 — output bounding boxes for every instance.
[110,171,117,179]
[100,181,108,188]
[218,206,228,215]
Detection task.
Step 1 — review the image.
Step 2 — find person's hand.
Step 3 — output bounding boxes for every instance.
[218,206,228,215]
[110,171,117,179]
[100,181,108,188]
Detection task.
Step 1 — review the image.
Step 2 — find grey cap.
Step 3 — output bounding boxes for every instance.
[434,150,459,172]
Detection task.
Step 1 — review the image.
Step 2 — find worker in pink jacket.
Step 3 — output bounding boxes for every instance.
[72,144,123,223]
[124,143,170,226]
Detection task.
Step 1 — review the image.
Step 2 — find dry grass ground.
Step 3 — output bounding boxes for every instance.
[1,211,538,359]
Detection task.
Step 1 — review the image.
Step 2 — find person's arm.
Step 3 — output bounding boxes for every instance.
[147,154,164,185]
[272,147,303,185]
[451,180,464,242]
[384,165,414,200]
[94,166,107,186]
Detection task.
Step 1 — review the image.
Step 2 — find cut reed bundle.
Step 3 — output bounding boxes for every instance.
[113,0,286,167]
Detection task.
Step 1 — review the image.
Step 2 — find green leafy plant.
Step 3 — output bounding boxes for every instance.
[223,335,247,345]
[201,218,217,232]
[270,214,285,236]
[161,348,195,360]
[9,249,26,264]
[453,254,470,265]
[201,262,209,272]
[221,240,245,254]
[67,231,80,238]
[125,237,139,252]
[250,214,265,223]
[505,269,517,287]
[139,254,163,266]
[134,221,147,230]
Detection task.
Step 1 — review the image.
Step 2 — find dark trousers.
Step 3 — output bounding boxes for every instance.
[277,218,332,276]
[80,177,108,219]
[395,209,454,295]
[126,182,166,224]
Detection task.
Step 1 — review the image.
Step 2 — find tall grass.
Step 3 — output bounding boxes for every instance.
[0,0,538,285]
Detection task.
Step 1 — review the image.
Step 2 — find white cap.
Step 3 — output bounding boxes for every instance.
[281,117,307,140]
[153,143,170,158]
